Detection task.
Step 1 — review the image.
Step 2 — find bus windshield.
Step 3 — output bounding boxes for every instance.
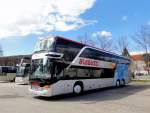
[31,59,53,79]
[16,67,25,76]
[34,37,54,52]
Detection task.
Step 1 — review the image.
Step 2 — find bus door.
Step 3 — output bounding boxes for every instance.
[52,67,65,95]
[63,68,77,93]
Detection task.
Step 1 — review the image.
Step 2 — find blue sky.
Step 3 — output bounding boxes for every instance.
[0,0,150,56]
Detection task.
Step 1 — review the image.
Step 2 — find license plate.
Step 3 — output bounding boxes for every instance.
[31,85,41,91]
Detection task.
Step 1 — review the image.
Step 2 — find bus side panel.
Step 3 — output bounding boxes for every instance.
[64,80,75,93]
[83,79,100,90]
[83,78,114,91]
[114,64,129,85]
[63,79,114,93]
[52,80,66,96]
[52,78,114,95]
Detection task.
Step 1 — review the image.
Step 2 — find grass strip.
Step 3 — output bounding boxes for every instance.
[131,80,150,83]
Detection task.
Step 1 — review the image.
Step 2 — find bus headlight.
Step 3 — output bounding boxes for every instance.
[43,85,50,89]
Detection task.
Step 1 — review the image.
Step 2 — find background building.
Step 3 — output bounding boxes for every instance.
[0,55,31,66]
[131,54,148,75]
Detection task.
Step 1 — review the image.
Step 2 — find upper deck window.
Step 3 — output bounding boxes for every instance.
[34,37,54,52]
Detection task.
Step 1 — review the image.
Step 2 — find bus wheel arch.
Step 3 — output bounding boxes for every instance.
[121,79,126,86]
[73,81,84,95]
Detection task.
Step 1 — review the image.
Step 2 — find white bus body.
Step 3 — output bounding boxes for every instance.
[15,63,30,84]
[29,36,131,97]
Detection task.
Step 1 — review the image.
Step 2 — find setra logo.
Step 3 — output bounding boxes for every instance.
[79,58,98,67]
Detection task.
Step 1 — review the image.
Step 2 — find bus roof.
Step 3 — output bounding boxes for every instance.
[43,36,130,61]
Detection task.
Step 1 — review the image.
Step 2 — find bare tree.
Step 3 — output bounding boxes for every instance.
[133,25,150,53]
[0,44,3,56]
[122,47,130,57]
[96,36,112,51]
[133,25,150,65]
[77,33,95,46]
[115,36,129,55]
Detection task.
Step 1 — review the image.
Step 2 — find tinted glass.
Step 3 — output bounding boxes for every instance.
[64,68,77,78]
[55,38,84,61]
[77,69,90,78]
[100,68,115,78]
[34,37,55,52]
[80,48,129,63]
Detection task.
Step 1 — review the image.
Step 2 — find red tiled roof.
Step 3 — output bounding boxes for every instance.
[130,54,144,61]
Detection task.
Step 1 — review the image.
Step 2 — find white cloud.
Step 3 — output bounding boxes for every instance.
[0,0,96,38]
[92,30,112,38]
[121,16,128,21]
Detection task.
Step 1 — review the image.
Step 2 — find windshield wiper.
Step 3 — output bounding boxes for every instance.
[34,49,47,53]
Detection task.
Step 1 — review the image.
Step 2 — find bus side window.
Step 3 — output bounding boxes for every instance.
[100,68,115,78]
[93,69,101,78]
[89,70,94,77]
[24,67,29,74]
[77,69,90,78]
[64,68,77,79]
[55,66,63,79]
[54,63,65,79]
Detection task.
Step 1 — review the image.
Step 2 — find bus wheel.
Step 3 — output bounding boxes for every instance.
[116,80,120,87]
[73,83,83,95]
[121,79,126,86]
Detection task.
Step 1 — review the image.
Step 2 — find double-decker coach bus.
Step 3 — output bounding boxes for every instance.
[15,57,31,84]
[29,36,131,97]
[15,63,30,84]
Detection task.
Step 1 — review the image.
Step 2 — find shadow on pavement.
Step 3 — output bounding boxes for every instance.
[0,81,12,83]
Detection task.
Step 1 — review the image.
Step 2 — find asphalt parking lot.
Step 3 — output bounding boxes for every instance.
[0,82,150,113]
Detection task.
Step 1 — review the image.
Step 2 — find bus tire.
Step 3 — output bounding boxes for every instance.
[121,79,126,86]
[116,80,120,87]
[73,82,83,95]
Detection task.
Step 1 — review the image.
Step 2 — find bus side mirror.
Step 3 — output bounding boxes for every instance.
[43,56,48,66]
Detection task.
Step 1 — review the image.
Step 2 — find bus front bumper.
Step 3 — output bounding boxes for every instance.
[29,87,52,97]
